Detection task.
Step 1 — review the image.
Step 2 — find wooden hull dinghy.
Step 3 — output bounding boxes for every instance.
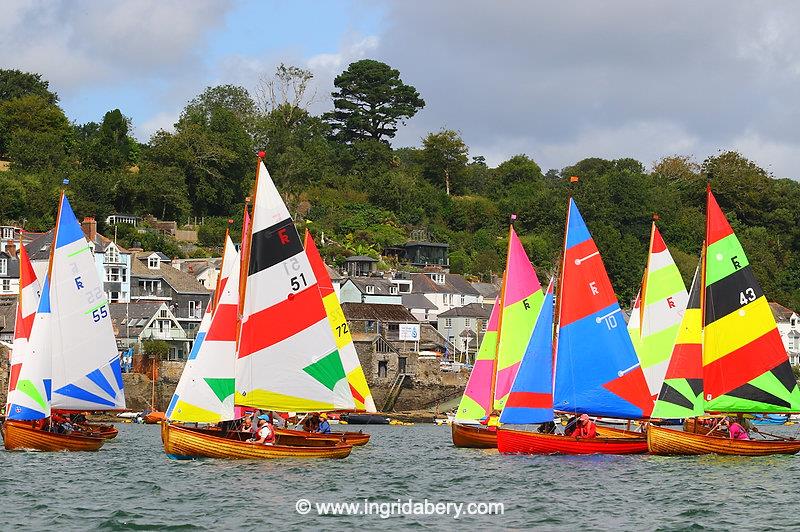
[451,422,497,448]
[1,420,106,452]
[82,423,118,439]
[277,427,370,446]
[648,425,800,456]
[161,422,352,460]
[497,426,648,455]
[143,411,166,424]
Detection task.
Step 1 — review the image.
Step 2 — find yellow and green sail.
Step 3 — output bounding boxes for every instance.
[455,299,500,421]
[703,186,800,412]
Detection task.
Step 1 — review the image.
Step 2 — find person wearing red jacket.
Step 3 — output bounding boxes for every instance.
[568,414,597,438]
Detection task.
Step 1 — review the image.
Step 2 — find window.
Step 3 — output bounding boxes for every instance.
[159,309,168,318]
[1,279,10,292]
[430,273,445,285]
[105,245,119,264]
[108,291,120,302]
[378,360,388,378]
[148,256,160,269]
[465,318,471,328]
[389,286,398,295]
[792,317,797,327]
[366,320,376,332]
[444,318,452,328]
[0,258,6,275]
[447,294,453,306]
[365,285,375,294]
[0,227,12,240]
[460,295,465,305]
[480,320,487,332]
[106,267,121,282]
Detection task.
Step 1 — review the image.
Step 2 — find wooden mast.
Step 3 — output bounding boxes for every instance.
[488,221,514,417]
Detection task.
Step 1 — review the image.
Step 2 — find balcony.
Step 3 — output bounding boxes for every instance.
[131,287,171,299]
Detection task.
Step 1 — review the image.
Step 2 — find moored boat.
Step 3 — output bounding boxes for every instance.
[451,422,497,448]
[340,413,389,425]
[161,422,352,460]
[2,420,105,452]
[648,425,800,456]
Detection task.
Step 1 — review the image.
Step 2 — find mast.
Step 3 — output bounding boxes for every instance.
[212,223,232,311]
[236,154,261,346]
[552,176,578,392]
[488,221,513,413]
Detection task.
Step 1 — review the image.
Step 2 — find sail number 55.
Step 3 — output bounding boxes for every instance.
[92,305,108,323]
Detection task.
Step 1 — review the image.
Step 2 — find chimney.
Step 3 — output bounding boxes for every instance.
[5,240,16,259]
[82,217,97,242]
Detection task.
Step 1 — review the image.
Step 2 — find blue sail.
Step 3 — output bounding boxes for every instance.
[552,199,653,419]
[499,280,555,424]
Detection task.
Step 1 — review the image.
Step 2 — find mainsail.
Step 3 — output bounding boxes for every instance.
[553,198,653,418]
[651,265,704,418]
[634,223,689,396]
[455,298,499,421]
[627,291,642,358]
[235,160,355,412]
[166,236,239,423]
[702,186,800,412]
[5,242,41,413]
[304,230,376,412]
[492,226,544,411]
[499,279,555,424]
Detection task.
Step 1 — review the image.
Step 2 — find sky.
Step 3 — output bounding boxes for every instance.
[3,0,800,177]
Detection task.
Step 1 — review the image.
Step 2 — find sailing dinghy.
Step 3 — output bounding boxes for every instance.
[648,185,800,455]
[497,198,651,454]
[452,225,544,447]
[3,192,124,451]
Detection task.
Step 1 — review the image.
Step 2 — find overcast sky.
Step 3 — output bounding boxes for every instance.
[3,0,800,177]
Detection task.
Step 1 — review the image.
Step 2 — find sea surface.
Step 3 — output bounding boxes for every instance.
[2,423,800,531]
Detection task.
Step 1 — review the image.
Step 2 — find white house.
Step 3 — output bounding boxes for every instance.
[110,301,191,361]
[339,277,403,305]
[770,302,800,366]
[437,302,492,362]
[411,270,481,322]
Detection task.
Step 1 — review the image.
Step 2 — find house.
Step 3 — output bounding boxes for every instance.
[410,269,481,322]
[0,296,15,344]
[344,255,379,277]
[110,301,191,361]
[0,225,24,254]
[26,218,133,303]
[326,264,343,297]
[471,281,501,304]
[401,293,437,322]
[0,243,20,296]
[351,331,406,384]
[384,240,450,271]
[770,302,800,366]
[174,258,223,289]
[339,277,402,305]
[105,214,140,227]
[389,271,413,294]
[437,302,493,362]
[130,251,212,341]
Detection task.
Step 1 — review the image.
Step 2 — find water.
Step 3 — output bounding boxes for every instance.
[3,423,800,530]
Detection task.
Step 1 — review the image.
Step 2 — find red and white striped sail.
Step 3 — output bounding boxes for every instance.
[235,160,354,412]
[5,243,42,412]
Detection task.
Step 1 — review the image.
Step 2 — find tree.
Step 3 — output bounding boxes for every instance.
[494,155,543,186]
[325,59,425,144]
[143,339,170,360]
[179,85,256,134]
[421,129,469,195]
[0,95,72,166]
[0,69,58,104]
[255,63,315,124]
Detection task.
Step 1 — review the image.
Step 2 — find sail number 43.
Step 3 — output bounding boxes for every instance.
[739,287,756,305]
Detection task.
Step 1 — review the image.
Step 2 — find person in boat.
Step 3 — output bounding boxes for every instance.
[240,415,253,432]
[564,414,580,436]
[724,417,750,441]
[248,418,275,446]
[736,414,758,435]
[537,421,557,434]
[568,414,597,439]
[317,413,332,434]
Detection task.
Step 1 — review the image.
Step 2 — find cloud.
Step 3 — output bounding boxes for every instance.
[369,1,800,177]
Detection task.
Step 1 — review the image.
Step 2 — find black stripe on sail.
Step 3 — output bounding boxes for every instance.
[658,382,696,411]
[704,265,763,324]
[686,268,701,310]
[686,378,703,398]
[249,218,304,276]
[771,361,798,394]
[724,383,791,409]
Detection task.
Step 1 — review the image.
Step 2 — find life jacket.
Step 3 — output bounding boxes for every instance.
[258,424,275,444]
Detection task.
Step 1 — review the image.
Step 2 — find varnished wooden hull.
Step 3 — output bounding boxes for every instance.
[84,424,118,439]
[497,427,648,455]
[276,428,370,446]
[2,421,105,452]
[648,425,800,456]
[451,422,497,448]
[161,422,353,459]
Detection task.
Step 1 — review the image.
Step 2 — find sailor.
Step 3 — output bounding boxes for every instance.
[317,413,332,434]
[569,414,597,439]
[725,417,750,440]
[248,418,275,445]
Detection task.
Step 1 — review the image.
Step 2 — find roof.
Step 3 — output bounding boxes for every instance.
[345,255,379,262]
[131,252,212,294]
[770,302,797,322]
[0,295,16,332]
[25,228,129,260]
[325,264,342,281]
[438,302,493,318]
[411,273,481,296]
[344,277,399,296]
[471,282,500,299]
[342,302,417,322]
[401,293,436,310]
[405,241,449,248]
[109,301,165,338]
[147,251,171,261]
[0,252,20,278]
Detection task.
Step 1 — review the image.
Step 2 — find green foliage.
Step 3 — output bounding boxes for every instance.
[326,59,425,143]
[495,155,543,186]
[0,94,72,164]
[0,69,58,105]
[143,339,170,360]
[421,129,469,195]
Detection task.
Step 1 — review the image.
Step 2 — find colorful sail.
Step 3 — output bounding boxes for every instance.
[5,242,41,413]
[49,195,125,411]
[703,187,800,412]
[634,223,689,396]
[499,279,555,424]
[304,230,376,412]
[493,226,544,411]
[627,291,642,358]
[166,236,238,423]
[553,198,653,419]
[455,298,500,421]
[651,265,704,418]
[235,160,355,412]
